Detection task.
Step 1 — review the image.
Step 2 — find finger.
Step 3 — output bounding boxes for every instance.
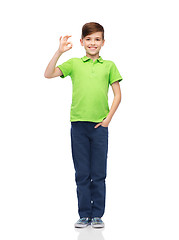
[94,123,101,128]
[65,35,72,39]
[63,35,72,39]
[66,44,73,50]
[61,35,68,41]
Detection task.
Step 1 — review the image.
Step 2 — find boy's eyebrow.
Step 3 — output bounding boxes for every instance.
[86,36,101,39]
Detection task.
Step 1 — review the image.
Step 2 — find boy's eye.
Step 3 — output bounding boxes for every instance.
[86,38,100,41]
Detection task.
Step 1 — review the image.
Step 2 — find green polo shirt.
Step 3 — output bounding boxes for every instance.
[57,55,123,122]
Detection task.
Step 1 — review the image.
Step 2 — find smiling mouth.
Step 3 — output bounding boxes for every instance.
[88,47,97,50]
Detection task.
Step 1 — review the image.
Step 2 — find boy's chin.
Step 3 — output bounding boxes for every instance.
[86,51,99,56]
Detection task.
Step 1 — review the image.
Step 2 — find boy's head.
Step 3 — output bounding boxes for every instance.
[80,22,105,57]
[81,22,104,40]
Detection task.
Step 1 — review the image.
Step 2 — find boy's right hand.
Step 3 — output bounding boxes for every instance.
[58,35,73,53]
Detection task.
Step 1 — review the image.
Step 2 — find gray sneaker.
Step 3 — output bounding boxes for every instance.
[74,217,91,228]
[91,217,105,228]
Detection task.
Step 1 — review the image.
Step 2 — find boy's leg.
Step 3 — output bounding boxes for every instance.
[70,121,92,218]
[90,124,108,218]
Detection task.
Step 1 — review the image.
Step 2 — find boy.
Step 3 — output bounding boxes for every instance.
[44,22,123,228]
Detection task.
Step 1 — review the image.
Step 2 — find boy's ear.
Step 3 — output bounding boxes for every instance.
[80,39,84,46]
[102,39,105,46]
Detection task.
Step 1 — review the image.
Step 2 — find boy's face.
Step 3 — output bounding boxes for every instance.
[80,32,105,57]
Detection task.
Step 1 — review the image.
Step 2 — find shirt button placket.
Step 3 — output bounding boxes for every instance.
[92,61,95,74]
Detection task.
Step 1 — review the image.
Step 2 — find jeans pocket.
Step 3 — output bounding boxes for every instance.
[100,125,108,129]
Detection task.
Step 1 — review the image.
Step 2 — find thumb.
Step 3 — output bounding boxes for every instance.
[59,36,62,41]
[94,123,101,128]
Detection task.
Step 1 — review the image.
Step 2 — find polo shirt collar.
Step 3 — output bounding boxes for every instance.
[81,55,103,63]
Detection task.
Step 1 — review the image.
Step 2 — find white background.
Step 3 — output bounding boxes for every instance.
[0,0,179,239]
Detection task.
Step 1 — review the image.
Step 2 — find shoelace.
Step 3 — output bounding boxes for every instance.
[79,218,90,223]
[92,218,102,223]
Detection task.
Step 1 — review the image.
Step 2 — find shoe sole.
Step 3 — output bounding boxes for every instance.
[74,223,91,228]
[91,224,104,228]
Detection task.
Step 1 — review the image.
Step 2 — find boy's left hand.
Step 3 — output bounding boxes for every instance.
[94,118,109,128]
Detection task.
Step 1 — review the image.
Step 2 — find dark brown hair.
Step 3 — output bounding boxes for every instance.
[81,22,104,40]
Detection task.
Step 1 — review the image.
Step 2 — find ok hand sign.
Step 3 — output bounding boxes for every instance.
[58,35,73,53]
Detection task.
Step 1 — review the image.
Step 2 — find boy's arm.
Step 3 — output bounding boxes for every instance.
[44,50,63,78]
[94,81,121,128]
[44,35,73,78]
[106,81,121,122]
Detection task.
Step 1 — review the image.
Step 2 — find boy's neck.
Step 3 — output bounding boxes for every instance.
[86,53,100,62]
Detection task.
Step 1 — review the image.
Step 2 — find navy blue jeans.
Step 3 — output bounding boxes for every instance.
[70,121,108,218]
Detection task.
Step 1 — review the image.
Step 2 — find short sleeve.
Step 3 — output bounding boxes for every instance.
[109,61,123,85]
[57,58,73,78]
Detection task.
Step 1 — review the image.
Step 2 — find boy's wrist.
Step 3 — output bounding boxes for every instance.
[103,117,111,126]
[57,49,63,55]
[105,116,112,123]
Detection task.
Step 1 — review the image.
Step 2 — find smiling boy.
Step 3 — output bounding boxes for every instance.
[44,22,123,228]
